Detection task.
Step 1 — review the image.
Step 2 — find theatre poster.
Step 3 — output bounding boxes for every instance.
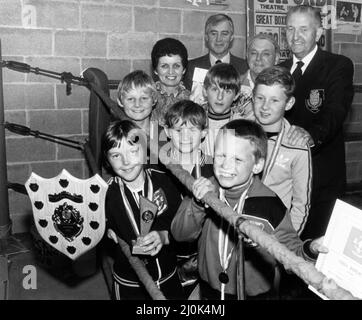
[247,0,334,61]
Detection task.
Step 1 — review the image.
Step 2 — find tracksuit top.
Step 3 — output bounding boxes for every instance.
[105,168,181,284]
[263,118,312,234]
[171,176,315,297]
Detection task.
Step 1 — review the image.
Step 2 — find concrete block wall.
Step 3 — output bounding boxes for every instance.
[0,0,246,233]
[1,1,361,233]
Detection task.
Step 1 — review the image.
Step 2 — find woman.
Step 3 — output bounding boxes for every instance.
[150,38,190,126]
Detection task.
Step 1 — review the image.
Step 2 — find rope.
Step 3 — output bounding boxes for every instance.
[158,150,359,300]
[116,236,166,300]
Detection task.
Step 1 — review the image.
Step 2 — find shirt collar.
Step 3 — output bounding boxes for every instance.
[209,52,231,66]
[246,70,254,90]
[155,81,186,97]
[292,45,318,74]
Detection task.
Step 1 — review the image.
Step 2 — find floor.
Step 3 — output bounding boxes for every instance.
[2,192,362,300]
[3,233,110,300]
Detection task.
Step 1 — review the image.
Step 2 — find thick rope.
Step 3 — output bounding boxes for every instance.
[158,150,359,300]
[116,236,166,300]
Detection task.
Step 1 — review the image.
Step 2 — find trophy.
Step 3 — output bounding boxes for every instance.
[132,195,158,255]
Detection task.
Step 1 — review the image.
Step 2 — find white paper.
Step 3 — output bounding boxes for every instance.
[192,67,208,83]
[309,199,362,299]
[190,68,209,106]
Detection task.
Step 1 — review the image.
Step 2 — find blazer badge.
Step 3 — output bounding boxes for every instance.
[153,188,168,215]
[306,89,324,113]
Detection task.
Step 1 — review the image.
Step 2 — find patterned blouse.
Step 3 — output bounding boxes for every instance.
[151,81,190,126]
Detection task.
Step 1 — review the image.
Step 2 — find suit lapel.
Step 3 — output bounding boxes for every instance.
[280,58,293,70]
[301,48,324,84]
[201,54,211,69]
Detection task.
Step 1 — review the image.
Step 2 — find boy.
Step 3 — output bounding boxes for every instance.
[117,70,157,135]
[104,120,184,300]
[117,70,167,165]
[171,119,325,300]
[201,63,243,157]
[253,66,312,234]
[163,100,212,177]
[162,100,213,295]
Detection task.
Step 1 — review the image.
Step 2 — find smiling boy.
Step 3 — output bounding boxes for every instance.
[253,66,312,234]
[171,119,325,300]
[104,120,185,300]
[117,70,157,136]
[201,63,241,157]
[162,100,213,295]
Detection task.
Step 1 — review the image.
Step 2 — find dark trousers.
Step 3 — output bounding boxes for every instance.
[112,271,185,300]
[199,279,277,300]
[301,197,337,241]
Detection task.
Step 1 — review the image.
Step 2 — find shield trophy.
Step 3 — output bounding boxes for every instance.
[132,195,158,255]
[25,169,108,260]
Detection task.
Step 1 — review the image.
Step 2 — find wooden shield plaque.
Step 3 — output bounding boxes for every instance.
[25,169,108,260]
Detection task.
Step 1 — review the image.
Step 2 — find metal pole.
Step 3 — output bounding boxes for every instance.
[236,235,245,300]
[0,40,11,239]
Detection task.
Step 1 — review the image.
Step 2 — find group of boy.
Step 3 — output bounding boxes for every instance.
[104,59,320,300]
[102,4,354,300]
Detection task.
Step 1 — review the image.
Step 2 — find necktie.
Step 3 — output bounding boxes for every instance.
[292,61,304,84]
[215,59,222,64]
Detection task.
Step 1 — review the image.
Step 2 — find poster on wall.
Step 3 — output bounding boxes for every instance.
[335,0,362,34]
[247,0,334,61]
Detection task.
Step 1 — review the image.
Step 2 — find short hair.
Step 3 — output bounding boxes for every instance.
[286,5,322,27]
[247,33,280,57]
[205,14,234,35]
[254,66,295,99]
[151,37,188,71]
[203,63,241,94]
[164,100,208,130]
[102,120,144,155]
[117,70,157,103]
[220,119,267,162]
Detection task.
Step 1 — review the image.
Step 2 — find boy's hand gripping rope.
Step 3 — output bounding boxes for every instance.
[158,149,358,300]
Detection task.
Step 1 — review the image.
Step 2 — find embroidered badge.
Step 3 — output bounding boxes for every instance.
[153,188,168,215]
[275,154,289,169]
[306,89,324,113]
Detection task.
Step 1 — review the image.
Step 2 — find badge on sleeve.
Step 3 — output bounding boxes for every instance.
[306,89,324,113]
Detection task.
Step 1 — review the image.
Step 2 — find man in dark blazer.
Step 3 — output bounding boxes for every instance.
[280,5,354,240]
[184,14,248,90]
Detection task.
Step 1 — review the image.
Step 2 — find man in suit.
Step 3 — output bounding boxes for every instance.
[280,5,354,240]
[184,13,248,90]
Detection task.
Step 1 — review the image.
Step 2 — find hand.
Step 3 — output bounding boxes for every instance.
[310,236,328,256]
[243,237,259,248]
[192,177,216,207]
[138,231,166,256]
[286,125,314,147]
[107,228,118,244]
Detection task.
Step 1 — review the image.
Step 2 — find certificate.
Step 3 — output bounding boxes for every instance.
[309,199,362,299]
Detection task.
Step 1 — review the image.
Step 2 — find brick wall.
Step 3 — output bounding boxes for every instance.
[0,0,246,233]
[1,1,361,234]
